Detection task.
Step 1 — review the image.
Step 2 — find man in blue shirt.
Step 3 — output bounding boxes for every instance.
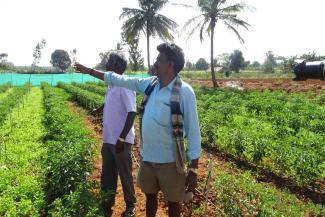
[74,43,201,217]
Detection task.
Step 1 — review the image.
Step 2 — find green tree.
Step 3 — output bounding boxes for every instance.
[96,43,126,70]
[185,60,195,70]
[243,60,250,68]
[299,52,325,61]
[250,61,260,68]
[120,0,178,70]
[263,51,277,73]
[32,38,46,71]
[217,53,230,67]
[229,49,245,72]
[125,34,144,71]
[0,53,8,69]
[196,58,209,70]
[0,53,8,63]
[277,55,296,73]
[50,49,71,73]
[181,0,250,87]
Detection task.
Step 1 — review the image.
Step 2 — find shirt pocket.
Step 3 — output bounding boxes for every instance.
[152,101,171,127]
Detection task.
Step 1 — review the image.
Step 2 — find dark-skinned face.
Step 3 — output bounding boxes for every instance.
[153,52,174,79]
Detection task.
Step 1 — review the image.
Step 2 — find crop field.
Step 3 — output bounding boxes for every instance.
[0,81,324,216]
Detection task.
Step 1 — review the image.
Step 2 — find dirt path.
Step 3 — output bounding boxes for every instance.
[188,78,325,93]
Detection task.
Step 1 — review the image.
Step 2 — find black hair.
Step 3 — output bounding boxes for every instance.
[157,43,185,74]
[105,53,127,73]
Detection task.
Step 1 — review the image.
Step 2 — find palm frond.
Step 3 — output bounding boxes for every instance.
[153,16,178,39]
[119,8,144,20]
[121,15,146,38]
[139,0,168,12]
[217,0,227,6]
[185,18,205,42]
[224,21,245,43]
[222,14,250,30]
[199,18,210,42]
[220,3,245,13]
[171,3,194,9]
[155,21,174,41]
[206,18,216,37]
[181,14,203,35]
[152,0,169,12]
[156,14,178,29]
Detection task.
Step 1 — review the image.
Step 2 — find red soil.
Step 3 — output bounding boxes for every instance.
[188,78,325,93]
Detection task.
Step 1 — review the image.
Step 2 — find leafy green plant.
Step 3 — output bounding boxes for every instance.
[57,82,104,110]
[211,170,323,216]
[41,83,101,214]
[195,87,325,185]
[0,83,11,94]
[72,82,107,95]
[0,87,46,216]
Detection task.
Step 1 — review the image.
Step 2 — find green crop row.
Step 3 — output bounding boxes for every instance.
[85,81,105,86]
[41,83,101,216]
[195,87,325,185]
[0,84,30,127]
[0,87,46,216]
[57,82,104,111]
[196,167,324,216]
[0,83,11,94]
[72,82,107,95]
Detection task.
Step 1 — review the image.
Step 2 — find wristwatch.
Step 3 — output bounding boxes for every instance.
[188,167,198,174]
[118,137,125,142]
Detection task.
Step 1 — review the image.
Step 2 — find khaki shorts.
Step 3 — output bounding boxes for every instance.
[137,161,186,202]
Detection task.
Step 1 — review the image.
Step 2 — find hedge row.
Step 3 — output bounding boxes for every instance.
[41,83,101,216]
[72,82,107,95]
[0,84,30,126]
[0,83,11,94]
[57,82,104,111]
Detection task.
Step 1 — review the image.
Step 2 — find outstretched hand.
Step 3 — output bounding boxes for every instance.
[74,62,90,74]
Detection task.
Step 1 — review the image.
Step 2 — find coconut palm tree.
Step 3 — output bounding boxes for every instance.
[181,0,250,87]
[120,0,178,70]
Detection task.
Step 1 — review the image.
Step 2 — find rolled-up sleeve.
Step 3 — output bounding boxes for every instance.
[182,87,201,161]
[104,72,151,94]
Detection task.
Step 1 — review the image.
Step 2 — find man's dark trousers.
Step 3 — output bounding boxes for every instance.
[101,143,136,210]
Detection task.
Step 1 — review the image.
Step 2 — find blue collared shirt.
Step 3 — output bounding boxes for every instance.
[104,72,201,163]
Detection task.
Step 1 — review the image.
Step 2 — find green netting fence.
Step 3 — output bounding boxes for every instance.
[0,72,149,86]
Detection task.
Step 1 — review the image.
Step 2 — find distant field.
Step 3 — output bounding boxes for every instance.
[180,70,295,80]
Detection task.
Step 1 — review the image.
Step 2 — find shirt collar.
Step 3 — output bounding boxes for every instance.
[158,76,178,90]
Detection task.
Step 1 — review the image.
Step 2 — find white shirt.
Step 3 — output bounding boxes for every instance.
[102,86,136,145]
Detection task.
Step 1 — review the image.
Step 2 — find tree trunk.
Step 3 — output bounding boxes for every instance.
[146,25,150,71]
[210,23,218,88]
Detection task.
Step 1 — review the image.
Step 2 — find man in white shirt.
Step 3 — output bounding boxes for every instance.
[93,53,136,217]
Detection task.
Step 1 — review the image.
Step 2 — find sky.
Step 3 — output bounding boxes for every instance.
[1,0,325,67]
